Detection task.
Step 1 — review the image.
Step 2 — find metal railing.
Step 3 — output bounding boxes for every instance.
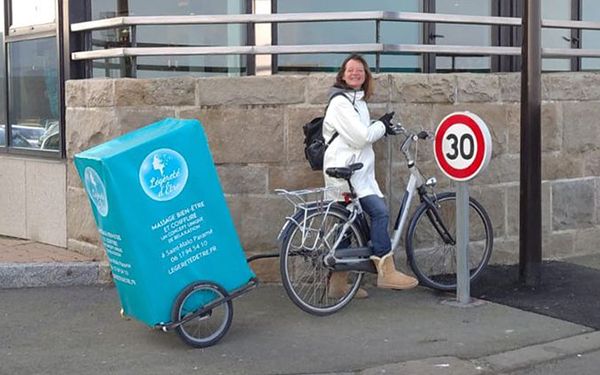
[70,11,600,73]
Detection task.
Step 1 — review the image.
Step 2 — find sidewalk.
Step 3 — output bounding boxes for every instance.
[0,235,110,288]
[2,237,600,374]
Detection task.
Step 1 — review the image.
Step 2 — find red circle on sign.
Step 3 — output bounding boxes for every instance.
[434,113,486,180]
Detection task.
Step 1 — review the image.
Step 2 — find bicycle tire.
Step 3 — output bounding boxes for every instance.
[279,204,367,316]
[406,192,493,291]
[171,281,233,348]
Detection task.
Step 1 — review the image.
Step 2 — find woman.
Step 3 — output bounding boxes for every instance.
[323,54,418,298]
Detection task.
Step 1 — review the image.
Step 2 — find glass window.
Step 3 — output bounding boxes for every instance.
[90,0,247,78]
[11,0,55,28]
[8,37,59,150]
[0,2,5,147]
[582,0,600,71]
[276,0,421,73]
[434,0,492,73]
[541,0,572,71]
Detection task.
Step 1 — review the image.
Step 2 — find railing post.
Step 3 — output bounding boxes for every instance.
[375,19,381,73]
[519,0,542,286]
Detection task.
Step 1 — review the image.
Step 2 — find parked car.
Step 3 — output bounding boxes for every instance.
[0,127,34,148]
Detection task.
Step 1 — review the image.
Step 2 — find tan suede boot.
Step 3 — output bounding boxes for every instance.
[370,253,418,290]
[328,272,368,299]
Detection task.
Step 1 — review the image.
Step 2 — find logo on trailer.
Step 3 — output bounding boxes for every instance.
[139,148,189,201]
[84,167,109,217]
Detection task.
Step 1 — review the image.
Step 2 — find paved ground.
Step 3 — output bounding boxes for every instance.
[4,236,600,374]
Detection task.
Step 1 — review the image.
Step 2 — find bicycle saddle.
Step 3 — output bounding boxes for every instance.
[325,163,363,180]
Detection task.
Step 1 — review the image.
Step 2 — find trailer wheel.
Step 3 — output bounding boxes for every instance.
[171,281,233,348]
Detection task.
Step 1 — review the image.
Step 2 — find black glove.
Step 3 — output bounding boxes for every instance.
[378,111,397,135]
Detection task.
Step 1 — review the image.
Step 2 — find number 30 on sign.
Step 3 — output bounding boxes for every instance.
[433,111,492,182]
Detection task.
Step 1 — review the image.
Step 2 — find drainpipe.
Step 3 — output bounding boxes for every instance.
[519,0,542,286]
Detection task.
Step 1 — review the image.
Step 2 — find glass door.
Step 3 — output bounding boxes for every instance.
[542,0,573,71]
[433,0,492,72]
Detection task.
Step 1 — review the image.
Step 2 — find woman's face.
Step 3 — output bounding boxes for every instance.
[343,59,366,90]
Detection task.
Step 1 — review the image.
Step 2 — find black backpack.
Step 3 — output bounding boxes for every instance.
[303,93,355,171]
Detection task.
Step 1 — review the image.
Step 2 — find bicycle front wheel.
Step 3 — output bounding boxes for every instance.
[406,192,493,291]
[279,205,367,316]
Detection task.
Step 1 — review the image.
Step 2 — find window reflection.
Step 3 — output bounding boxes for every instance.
[90,0,247,78]
[11,0,55,28]
[542,0,572,71]
[0,2,5,147]
[8,37,59,150]
[582,0,600,71]
[435,0,492,73]
[276,0,420,73]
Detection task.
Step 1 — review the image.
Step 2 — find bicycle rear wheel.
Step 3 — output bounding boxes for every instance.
[406,192,493,291]
[279,205,367,316]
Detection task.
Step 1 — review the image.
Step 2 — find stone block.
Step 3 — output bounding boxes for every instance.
[506,183,552,237]
[475,154,520,185]
[562,102,600,153]
[216,164,268,195]
[227,195,289,253]
[583,150,600,177]
[552,179,595,231]
[268,164,323,191]
[506,102,562,154]
[115,77,196,106]
[25,160,67,247]
[433,103,508,157]
[305,74,336,104]
[197,75,305,106]
[86,79,115,107]
[65,80,86,108]
[286,106,323,163]
[67,186,100,247]
[66,159,83,190]
[542,72,600,101]
[489,238,519,265]
[391,73,456,103]
[543,231,575,259]
[66,108,120,158]
[541,152,583,180]
[370,74,392,104]
[116,107,177,134]
[499,73,520,102]
[470,186,506,238]
[574,227,600,255]
[456,73,501,103]
[247,255,280,283]
[179,106,285,164]
[0,157,27,239]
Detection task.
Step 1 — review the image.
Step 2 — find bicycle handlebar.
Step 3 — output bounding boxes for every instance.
[392,123,433,165]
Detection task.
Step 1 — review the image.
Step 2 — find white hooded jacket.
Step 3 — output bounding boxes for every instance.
[322,89,386,199]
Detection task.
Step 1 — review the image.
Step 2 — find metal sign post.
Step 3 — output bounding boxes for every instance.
[434,111,492,305]
[456,182,470,304]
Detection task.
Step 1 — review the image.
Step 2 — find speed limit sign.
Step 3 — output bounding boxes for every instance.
[434,111,492,181]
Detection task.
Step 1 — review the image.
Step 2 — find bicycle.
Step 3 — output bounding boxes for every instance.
[276,125,493,316]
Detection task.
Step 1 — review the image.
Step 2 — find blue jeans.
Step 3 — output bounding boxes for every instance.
[359,195,391,257]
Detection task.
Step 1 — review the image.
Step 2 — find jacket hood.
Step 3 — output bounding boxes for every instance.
[328,84,363,103]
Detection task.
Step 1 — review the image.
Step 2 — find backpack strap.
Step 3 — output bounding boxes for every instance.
[325,92,358,145]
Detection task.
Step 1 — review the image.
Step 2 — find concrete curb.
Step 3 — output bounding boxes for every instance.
[313,332,600,375]
[476,331,600,373]
[0,261,112,289]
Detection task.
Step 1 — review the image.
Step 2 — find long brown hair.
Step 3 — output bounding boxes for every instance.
[335,54,374,101]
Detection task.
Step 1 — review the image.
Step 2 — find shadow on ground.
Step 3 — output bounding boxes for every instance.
[472,258,600,329]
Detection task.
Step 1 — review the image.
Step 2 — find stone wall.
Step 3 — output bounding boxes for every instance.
[65,73,600,282]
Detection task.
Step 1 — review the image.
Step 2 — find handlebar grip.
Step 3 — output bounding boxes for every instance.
[417,131,430,140]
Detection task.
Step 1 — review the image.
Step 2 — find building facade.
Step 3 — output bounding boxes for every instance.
[0,1,599,272]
